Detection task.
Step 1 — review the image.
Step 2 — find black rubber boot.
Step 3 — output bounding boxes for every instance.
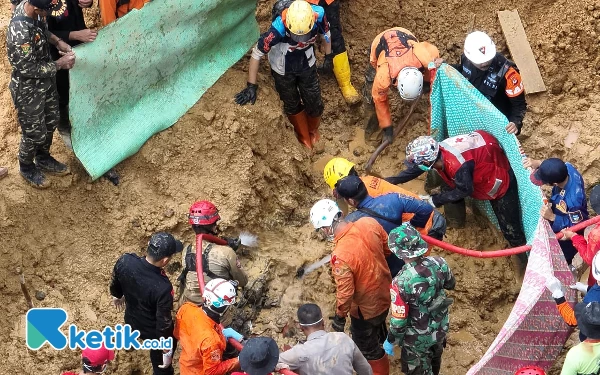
[58,106,73,150]
[19,162,49,189]
[35,155,70,176]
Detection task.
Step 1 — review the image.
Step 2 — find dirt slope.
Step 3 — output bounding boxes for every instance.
[1,0,599,373]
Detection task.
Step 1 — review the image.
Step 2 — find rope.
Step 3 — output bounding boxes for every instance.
[422,215,600,258]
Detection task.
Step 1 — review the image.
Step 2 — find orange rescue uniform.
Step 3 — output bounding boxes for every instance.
[331,217,392,319]
[99,0,151,26]
[369,27,439,128]
[361,175,434,236]
[174,302,240,375]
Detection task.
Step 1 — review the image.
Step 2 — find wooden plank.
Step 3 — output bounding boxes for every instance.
[497,9,546,94]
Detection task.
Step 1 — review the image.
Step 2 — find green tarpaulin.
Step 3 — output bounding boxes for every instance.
[69,0,259,179]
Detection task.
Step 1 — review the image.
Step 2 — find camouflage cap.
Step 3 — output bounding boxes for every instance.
[388,223,428,258]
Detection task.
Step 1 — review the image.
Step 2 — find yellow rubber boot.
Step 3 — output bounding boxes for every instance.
[333,51,361,105]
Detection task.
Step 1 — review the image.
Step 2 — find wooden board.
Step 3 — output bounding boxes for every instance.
[497,10,546,94]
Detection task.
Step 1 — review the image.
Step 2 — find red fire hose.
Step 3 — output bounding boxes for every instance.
[194,234,298,375]
[421,215,600,258]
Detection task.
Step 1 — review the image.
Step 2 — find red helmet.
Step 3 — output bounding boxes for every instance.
[514,366,546,375]
[188,201,220,225]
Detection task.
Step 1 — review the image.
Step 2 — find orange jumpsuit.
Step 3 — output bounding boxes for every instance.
[331,217,392,319]
[361,175,434,235]
[99,0,151,26]
[174,303,240,375]
[369,27,439,128]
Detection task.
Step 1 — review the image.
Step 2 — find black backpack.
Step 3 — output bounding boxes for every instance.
[271,0,295,21]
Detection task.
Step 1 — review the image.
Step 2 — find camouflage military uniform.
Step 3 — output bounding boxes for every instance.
[7,2,60,166]
[388,256,455,375]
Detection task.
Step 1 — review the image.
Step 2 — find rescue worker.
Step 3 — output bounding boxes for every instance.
[174,278,244,375]
[61,345,115,375]
[561,302,600,375]
[525,157,588,266]
[452,31,527,135]
[304,0,360,105]
[384,224,455,375]
[181,201,248,305]
[310,199,391,375]
[560,185,600,287]
[545,252,600,342]
[277,303,373,375]
[233,337,279,375]
[100,0,150,25]
[7,0,76,188]
[46,0,95,149]
[335,175,445,276]
[323,157,443,240]
[388,132,527,263]
[235,0,331,149]
[110,232,183,375]
[365,27,439,144]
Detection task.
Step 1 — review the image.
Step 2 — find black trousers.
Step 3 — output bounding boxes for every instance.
[490,167,527,248]
[319,0,345,55]
[271,66,324,117]
[350,310,387,360]
[141,335,177,375]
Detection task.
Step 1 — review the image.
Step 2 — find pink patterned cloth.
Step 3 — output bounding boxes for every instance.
[467,219,576,375]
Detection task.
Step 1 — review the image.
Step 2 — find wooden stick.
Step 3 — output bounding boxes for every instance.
[364,97,420,174]
[17,267,34,309]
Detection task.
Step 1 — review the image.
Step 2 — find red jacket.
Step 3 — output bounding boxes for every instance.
[572,225,600,287]
[437,130,510,200]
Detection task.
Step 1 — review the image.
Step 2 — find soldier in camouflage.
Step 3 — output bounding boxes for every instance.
[384,223,455,375]
[7,0,75,188]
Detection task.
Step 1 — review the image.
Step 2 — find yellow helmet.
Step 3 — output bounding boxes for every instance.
[285,0,315,42]
[323,158,356,189]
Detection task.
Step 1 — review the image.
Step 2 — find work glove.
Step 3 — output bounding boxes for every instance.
[570,282,589,295]
[275,363,290,371]
[158,349,173,369]
[383,339,394,356]
[222,327,244,342]
[329,315,346,332]
[235,82,258,105]
[318,53,334,75]
[545,276,565,299]
[112,296,125,312]
[382,126,394,144]
[223,236,241,252]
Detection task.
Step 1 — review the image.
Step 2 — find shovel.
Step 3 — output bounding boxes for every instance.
[296,254,332,278]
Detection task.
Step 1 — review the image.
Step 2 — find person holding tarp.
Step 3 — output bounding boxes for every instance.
[7,0,75,188]
[387,131,527,263]
[100,0,150,26]
[525,157,588,266]
[363,27,439,144]
[335,175,445,277]
[235,0,331,149]
[561,185,600,287]
[451,31,527,135]
[304,0,360,105]
[546,252,600,342]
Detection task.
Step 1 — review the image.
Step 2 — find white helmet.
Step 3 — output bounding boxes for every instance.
[310,199,342,229]
[464,31,496,65]
[592,252,600,282]
[397,67,423,101]
[203,278,237,311]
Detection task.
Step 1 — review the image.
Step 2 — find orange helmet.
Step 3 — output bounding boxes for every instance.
[188,201,220,226]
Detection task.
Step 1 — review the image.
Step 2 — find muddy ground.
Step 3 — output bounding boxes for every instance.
[1,0,600,373]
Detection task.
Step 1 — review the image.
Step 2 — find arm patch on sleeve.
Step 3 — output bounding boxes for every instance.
[504,67,524,97]
[390,283,408,319]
